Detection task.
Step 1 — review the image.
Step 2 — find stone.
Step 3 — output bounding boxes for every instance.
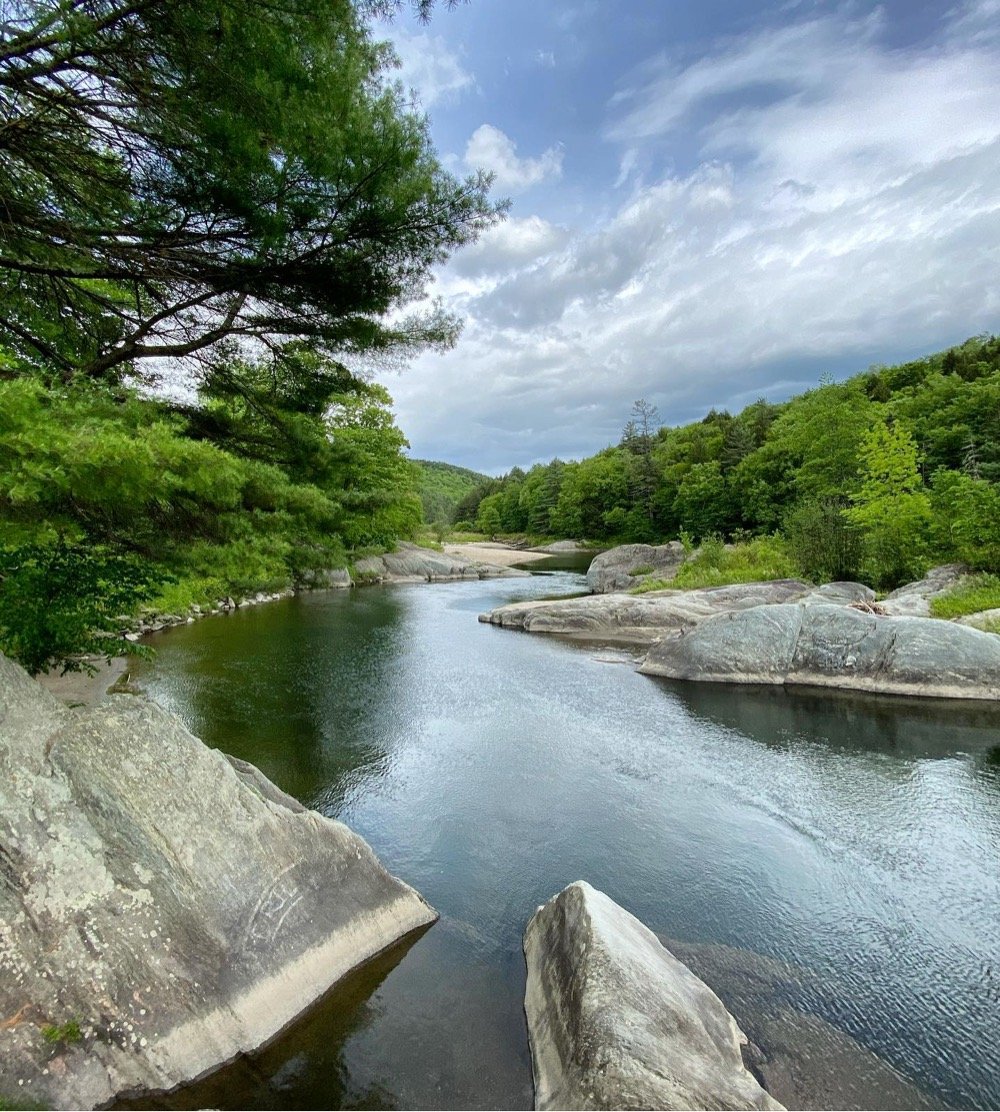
[881,564,970,616]
[523,882,783,1111]
[586,542,687,593]
[0,652,436,1110]
[481,580,817,645]
[297,567,353,590]
[640,602,1000,699]
[355,541,529,584]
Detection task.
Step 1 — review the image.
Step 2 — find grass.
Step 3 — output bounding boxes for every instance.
[631,535,800,594]
[929,573,1000,619]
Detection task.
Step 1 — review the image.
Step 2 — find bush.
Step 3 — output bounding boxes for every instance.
[0,543,158,675]
[784,499,862,582]
[631,534,800,593]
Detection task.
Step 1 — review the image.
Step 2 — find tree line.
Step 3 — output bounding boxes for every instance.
[456,334,1000,590]
[0,0,501,672]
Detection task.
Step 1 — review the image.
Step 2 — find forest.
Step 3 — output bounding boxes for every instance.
[0,0,500,673]
[456,333,1000,592]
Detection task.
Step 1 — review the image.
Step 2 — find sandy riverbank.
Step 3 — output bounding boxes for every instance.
[442,542,554,567]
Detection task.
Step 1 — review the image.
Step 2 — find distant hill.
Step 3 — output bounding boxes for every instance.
[412,459,492,523]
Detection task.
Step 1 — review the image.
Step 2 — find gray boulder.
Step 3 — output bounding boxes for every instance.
[297,566,353,589]
[354,541,528,584]
[881,564,969,616]
[523,882,783,1111]
[0,652,436,1110]
[641,602,1000,699]
[586,542,687,593]
[481,580,819,645]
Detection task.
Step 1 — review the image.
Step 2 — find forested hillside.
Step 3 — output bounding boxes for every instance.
[413,460,492,524]
[0,0,500,673]
[460,335,1000,589]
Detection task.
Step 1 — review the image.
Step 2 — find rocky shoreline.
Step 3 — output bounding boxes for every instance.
[482,553,1000,702]
[0,652,437,1110]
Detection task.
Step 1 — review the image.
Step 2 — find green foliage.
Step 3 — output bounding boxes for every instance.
[929,574,1000,619]
[845,420,931,588]
[472,334,1000,591]
[669,535,799,590]
[0,544,155,675]
[784,499,862,583]
[0,0,501,379]
[41,1018,82,1046]
[412,460,491,523]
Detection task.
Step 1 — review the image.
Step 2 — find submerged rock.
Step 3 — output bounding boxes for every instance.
[586,542,686,593]
[523,882,783,1111]
[0,652,436,1110]
[640,602,1000,699]
[354,541,529,584]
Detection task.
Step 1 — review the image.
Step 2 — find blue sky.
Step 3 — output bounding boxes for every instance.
[371,0,1000,473]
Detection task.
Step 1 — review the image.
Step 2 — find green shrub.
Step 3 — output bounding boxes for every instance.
[655,534,800,592]
[0,543,157,675]
[41,1018,82,1046]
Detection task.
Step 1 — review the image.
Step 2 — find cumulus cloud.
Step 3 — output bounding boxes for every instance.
[387,2,1000,472]
[390,28,473,108]
[463,124,564,193]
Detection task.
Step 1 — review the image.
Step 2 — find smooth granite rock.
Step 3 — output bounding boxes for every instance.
[586,542,687,593]
[640,602,1000,699]
[354,541,529,584]
[481,580,820,644]
[0,652,436,1110]
[881,564,970,616]
[523,882,784,1111]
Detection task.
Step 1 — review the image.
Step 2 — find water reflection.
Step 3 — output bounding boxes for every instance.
[135,575,1000,1111]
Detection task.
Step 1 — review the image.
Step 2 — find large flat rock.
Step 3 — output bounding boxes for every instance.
[640,602,1000,699]
[523,882,783,1111]
[480,579,846,644]
[0,653,436,1110]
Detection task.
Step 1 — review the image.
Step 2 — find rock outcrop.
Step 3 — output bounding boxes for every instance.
[640,602,1000,699]
[480,579,870,644]
[586,542,687,593]
[354,541,529,584]
[881,563,969,616]
[0,653,436,1110]
[523,882,783,1111]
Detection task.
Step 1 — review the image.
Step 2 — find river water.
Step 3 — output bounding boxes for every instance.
[131,565,1000,1110]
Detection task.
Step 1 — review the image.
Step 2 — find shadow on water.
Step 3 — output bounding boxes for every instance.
[117,927,432,1112]
[652,677,1000,760]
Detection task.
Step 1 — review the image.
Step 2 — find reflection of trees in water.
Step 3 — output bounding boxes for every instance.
[117,927,430,1111]
[143,591,410,808]
[654,677,1000,762]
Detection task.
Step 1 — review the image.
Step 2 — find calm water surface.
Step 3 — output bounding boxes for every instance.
[133,568,1000,1110]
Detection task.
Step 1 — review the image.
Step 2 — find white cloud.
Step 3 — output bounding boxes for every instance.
[385,3,1000,471]
[463,124,564,193]
[534,49,556,67]
[390,28,473,108]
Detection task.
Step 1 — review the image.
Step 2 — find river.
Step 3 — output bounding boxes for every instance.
[130,563,1000,1110]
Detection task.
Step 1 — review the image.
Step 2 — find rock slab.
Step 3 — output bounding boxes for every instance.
[0,652,436,1110]
[641,602,1000,699]
[523,881,784,1111]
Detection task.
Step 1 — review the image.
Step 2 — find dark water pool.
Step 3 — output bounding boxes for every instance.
[131,571,1000,1110]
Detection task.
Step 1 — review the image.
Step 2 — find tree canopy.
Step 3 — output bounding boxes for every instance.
[0,0,501,380]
